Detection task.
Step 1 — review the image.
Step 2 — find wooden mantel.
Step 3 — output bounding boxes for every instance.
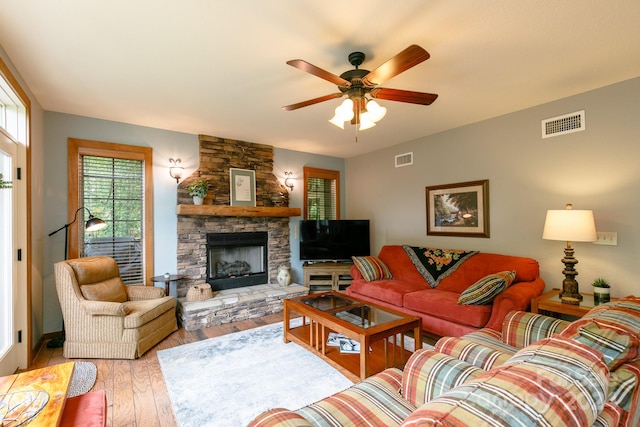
[176,204,301,217]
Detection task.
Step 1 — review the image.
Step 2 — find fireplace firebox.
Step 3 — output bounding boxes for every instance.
[206,232,268,290]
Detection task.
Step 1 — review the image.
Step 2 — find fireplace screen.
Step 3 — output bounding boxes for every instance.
[207,232,268,290]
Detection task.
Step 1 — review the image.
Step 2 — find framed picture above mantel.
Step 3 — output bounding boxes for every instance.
[230,168,256,207]
[425,179,490,238]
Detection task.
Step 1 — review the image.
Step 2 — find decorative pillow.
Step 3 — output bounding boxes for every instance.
[352,256,392,282]
[402,349,483,407]
[80,277,128,303]
[559,297,640,370]
[457,270,515,305]
[608,363,639,412]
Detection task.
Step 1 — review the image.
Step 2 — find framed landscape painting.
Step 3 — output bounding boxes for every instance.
[425,179,490,238]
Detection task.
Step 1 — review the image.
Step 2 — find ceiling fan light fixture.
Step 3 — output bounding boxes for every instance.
[329,114,345,129]
[366,100,387,122]
[359,114,376,130]
[338,99,354,120]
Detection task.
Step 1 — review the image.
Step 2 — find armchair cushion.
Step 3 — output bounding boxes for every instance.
[80,277,127,303]
[123,297,176,329]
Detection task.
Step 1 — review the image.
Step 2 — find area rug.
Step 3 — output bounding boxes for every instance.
[67,361,97,398]
[157,320,354,427]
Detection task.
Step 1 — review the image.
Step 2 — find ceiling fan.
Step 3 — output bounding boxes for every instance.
[283,44,438,130]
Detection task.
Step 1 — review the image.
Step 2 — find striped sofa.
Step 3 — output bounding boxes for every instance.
[249,298,640,427]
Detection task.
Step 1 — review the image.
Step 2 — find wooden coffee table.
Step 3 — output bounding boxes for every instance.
[0,362,75,426]
[284,292,421,382]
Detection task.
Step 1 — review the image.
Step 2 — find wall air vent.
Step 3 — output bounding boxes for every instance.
[542,110,585,138]
[395,152,413,168]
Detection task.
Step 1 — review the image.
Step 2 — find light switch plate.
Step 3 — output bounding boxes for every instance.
[593,232,617,246]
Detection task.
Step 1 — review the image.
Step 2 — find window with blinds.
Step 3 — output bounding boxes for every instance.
[303,167,340,220]
[80,156,144,284]
[68,138,153,285]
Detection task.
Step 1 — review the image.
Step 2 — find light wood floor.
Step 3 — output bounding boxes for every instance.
[31,313,284,427]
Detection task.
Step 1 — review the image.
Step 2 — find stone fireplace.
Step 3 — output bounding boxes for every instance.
[207,231,268,290]
[174,135,307,331]
[175,134,300,296]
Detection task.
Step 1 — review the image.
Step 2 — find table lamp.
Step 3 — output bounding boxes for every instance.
[542,203,597,304]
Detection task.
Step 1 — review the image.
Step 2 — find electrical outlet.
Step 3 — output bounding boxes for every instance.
[593,232,617,246]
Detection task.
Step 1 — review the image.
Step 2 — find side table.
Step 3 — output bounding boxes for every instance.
[531,288,617,318]
[150,274,184,296]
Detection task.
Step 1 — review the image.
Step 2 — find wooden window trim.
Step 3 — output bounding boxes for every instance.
[303,166,340,220]
[67,138,154,284]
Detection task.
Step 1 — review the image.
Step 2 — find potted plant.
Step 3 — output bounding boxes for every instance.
[591,277,611,305]
[187,179,209,205]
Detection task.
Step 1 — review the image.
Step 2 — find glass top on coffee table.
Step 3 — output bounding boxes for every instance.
[331,304,404,329]
[302,293,360,311]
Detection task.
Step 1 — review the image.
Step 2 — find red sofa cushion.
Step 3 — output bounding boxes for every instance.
[404,289,492,328]
[347,278,427,306]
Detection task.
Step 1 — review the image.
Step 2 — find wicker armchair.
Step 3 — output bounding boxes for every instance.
[54,256,178,359]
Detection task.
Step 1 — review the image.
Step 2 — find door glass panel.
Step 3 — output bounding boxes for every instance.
[0,147,13,357]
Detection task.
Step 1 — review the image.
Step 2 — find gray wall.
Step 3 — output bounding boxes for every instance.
[42,113,345,332]
[346,77,640,299]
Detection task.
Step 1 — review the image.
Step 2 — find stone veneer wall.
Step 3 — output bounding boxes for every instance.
[175,135,292,297]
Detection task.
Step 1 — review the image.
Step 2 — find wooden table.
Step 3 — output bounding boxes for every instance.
[0,362,75,426]
[531,288,618,318]
[150,274,184,296]
[284,292,421,382]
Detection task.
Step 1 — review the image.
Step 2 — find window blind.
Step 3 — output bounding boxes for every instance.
[306,176,337,220]
[79,155,145,284]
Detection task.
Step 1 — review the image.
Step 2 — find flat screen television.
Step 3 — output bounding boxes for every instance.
[299,219,370,262]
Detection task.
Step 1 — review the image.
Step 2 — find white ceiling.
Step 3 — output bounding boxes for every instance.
[1,1,639,158]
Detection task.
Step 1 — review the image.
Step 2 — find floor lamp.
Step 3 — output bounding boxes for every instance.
[47,207,107,348]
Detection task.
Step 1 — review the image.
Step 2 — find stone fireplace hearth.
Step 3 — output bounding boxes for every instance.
[174,135,306,330]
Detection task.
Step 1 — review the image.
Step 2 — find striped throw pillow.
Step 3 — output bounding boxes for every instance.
[457,270,516,305]
[352,256,393,282]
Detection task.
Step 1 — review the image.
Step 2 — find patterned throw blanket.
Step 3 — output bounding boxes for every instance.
[403,245,478,288]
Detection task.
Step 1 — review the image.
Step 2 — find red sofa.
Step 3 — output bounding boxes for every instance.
[346,245,545,337]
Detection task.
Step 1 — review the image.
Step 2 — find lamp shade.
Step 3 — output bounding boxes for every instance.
[85,215,107,232]
[542,209,597,242]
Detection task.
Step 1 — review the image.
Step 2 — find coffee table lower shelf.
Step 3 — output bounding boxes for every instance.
[286,322,415,383]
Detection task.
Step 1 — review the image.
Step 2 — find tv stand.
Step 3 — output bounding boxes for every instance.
[302,262,353,293]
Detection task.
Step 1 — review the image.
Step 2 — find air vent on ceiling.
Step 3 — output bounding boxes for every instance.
[395,152,413,168]
[542,110,585,138]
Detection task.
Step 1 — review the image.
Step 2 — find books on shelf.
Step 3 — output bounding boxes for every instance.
[327,332,361,354]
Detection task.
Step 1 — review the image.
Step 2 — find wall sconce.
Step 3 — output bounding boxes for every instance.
[284,171,295,192]
[169,158,184,183]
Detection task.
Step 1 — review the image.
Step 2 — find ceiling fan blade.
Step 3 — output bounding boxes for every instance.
[286,59,351,86]
[371,88,438,105]
[362,45,430,87]
[282,93,344,111]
